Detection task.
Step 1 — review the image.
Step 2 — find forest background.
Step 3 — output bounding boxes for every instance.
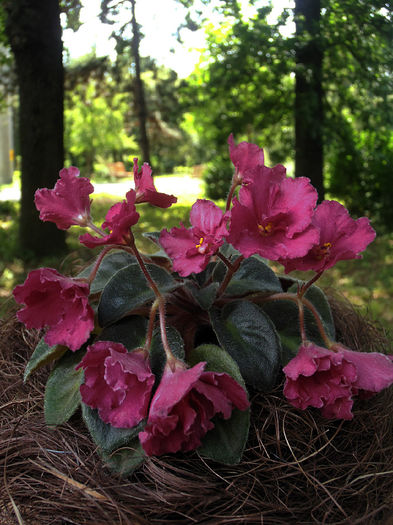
[0,0,392,332]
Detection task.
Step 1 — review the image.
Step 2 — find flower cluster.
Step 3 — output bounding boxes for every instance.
[14,139,393,475]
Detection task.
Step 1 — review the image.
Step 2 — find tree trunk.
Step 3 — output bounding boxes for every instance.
[130,0,150,165]
[294,0,324,200]
[4,0,66,257]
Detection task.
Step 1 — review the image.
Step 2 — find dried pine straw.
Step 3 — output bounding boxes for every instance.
[1,295,393,525]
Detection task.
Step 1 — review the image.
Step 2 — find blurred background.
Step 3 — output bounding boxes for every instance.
[0,0,392,332]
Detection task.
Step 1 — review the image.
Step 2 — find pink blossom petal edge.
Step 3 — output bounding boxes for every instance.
[35,167,94,230]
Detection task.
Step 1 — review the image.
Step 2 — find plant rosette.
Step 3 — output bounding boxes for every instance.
[14,136,393,477]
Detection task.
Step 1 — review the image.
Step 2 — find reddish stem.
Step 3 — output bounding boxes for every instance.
[216,255,244,298]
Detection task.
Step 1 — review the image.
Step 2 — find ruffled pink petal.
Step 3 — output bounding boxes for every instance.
[228,134,264,180]
[339,346,393,394]
[77,342,154,428]
[133,158,177,208]
[149,362,206,417]
[280,201,375,273]
[189,199,228,236]
[79,190,139,248]
[35,167,94,230]
[14,268,93,351]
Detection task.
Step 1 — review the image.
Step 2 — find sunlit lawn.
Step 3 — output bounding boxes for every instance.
[1,188,392,340]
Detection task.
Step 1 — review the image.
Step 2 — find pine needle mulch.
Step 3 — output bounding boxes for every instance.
[1,295,393,525]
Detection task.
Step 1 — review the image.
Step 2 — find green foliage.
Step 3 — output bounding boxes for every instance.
[78,251,136,294]
[262,283,336,365]
[182,5,294,197]
[24,338,66,382]
[82,404,145,476]
[182,1,393,228]
[44,349,85,426]
[214,256,283,296]
[321,1,393,229]
[209,300,282,391]
[98,262,180,327]
[65,77,137,174]
[203,153,233,200]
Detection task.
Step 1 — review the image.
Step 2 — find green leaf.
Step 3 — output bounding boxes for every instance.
[209,300,281,391]
[295,284,336,340]
[142,230,161,246]
[101,442,145,477]
[149,326,185,380]
[192,261,218,287]
[44,349,85,426]
[77,251,136,294]
[81,403,144,454]
[188,343,246,387]
[224,257,283,296]
[99,315,147,351]
[188,344,250,465]
[187,281,219,310]
[219,242,241,261]
[98,262,180,327]
[262,284,335,366]
[24,337,66,382]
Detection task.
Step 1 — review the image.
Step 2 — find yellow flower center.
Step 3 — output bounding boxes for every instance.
[195,237,204,248]
[316,242,332,259]
[258,223,273,236]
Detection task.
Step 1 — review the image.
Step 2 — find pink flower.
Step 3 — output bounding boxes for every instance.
[160,199,230,276]
[76,342,155,429]
[79,190,139,248]
[283,343,393,420]
[13,268,94,351]
[280,200,376,273]
[35,167,94,230]
[228,172,319,260]
[133,158,177,208]
[139,360,249,456]
[228,134,286,186]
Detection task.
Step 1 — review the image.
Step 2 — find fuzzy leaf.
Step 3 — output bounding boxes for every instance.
[44,349,85,426]
[101,441,145,477]
[142,230,161,246]
[99,316,147,351]
[263,284,335,365]
[78,251,135,294]
[24,338,66,382]
[188,344,250,464]
[187,281,219,310]
[209,300,281,391]
[149,326,185,382]
[224,257,282,296]
[98,263,180,327]
[81,403,144,454]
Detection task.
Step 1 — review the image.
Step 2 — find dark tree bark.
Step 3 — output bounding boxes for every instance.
[294,0,324,200]
[130,0,150,165]
[4,0,66,257]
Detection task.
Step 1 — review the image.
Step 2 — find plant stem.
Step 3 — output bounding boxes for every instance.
[128,236,177,362]
[301,296,333,348]
[299,270,324,297]
[87,220,106,237]
[85,246,115,285]
[225,178,240,212]
[144,299,159,353]
[216,251,233,270]
[256,291,333,349]
[216,255,244,298]
[297,299,307,344]
[128,237,162,299]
